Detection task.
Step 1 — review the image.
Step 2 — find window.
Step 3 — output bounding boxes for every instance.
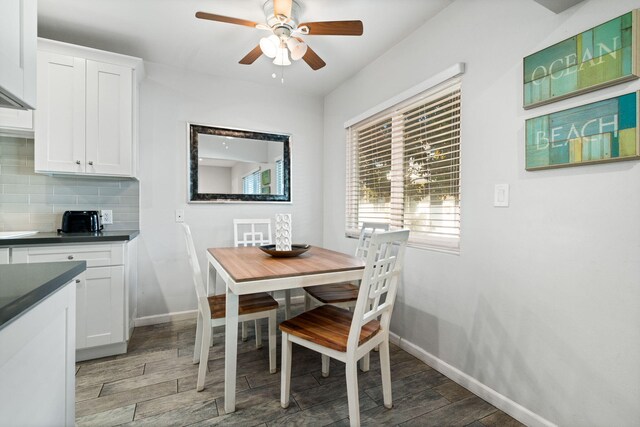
[275,159,284,195]
[346,79,461,252]
[242,169,261,194]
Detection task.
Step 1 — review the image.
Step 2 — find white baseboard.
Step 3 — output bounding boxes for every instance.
[134,309,197,327]
[389,332,556,427]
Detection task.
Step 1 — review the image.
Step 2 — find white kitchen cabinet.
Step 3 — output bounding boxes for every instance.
[0,278,75,426]
[34,39,142,178]
[12,241,137,361]
[0,107,34,137]
[0,0,37,110]
[0,248,8,264]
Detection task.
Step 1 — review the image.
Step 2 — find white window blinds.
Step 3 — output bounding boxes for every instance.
[242,169,261,194]
[275,159,284,195]
[346,79,461,252]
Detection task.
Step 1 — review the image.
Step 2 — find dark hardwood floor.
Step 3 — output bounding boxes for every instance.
[74,304,524,426]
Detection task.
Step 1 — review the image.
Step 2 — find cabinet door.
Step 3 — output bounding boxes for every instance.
[34,51,86,174]
[86,60,133,176]
[0,0,36,109]
[82,265,125,348]
[0,248,8,264]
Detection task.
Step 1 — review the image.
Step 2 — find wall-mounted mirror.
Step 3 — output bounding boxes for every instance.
[188,123,291,202]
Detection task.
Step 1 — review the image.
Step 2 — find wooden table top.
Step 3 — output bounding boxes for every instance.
[208,246,365,283]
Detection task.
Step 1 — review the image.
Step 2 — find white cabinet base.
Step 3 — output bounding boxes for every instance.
[0,283,75,426]
[77,341,127,362]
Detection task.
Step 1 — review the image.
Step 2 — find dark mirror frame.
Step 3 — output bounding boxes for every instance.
[188,123,291,203]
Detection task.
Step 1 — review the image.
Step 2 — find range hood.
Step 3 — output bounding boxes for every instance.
[0,85,32,110]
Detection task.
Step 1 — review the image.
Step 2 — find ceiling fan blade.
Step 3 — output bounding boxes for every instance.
[239,45,263,65]
[300,43,326,70]
[298,20,363,36]
[195,11,260,28]
[273,0,293,18]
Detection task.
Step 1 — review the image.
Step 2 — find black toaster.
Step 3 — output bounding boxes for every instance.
[59,210,103,233]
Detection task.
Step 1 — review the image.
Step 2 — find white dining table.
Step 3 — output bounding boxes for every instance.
[206,245,365,413]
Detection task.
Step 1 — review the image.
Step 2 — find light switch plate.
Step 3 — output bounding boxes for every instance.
[175,209,184,223]
[494,184,509,207]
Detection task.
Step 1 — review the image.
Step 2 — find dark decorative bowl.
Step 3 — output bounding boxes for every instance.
[259,244,311,257]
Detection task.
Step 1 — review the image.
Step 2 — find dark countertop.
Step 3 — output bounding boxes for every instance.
[0,261,87,331]
[0,230,139,247]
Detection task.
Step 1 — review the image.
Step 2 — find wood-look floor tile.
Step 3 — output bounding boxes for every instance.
[480,410,525,427]
[121,400,218,426]
[77,348,177,377]
[74,304,507,427]
[434,380,474,402]
[76,365,145,389]
[364,367,449,404]
[194,385,299,426]
[269,394,378,426]
[75,404,136,427]
[399,395,496,426]
[134,378,250,419]
[76,383,103,402]
[76,355,118,368]
[357,387,449,426]
[76,380,177,418]
[101,364,205,396]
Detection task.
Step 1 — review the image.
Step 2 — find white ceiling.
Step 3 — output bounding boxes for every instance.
[37,0,453,96]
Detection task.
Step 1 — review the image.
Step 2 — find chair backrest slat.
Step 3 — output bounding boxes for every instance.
[355,222,389,259]
[234,219,272,247]
[348,229,409,351]
[181,223,211,318]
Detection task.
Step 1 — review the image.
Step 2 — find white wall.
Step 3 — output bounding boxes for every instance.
[137,62,323,319]
[323,0,640,425]
[198,165,232,194]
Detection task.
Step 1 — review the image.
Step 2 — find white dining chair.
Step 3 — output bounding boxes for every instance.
[280,229,409,426]
[181,223,278,392]
[303,222,389,311]
[234,219,292,323]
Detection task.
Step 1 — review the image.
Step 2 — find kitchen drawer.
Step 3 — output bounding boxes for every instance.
[12,243,124,267]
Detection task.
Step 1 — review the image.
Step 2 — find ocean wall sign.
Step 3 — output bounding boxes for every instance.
[525,92,640,170]
[523,11,639,109]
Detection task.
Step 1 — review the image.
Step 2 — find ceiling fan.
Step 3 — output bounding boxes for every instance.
[195,0,363,70]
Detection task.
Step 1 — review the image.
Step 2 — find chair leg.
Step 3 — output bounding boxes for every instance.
[268,311,277,374]
[321,354,330,377]
[280,332,292,408]
[255,319,263,349]
[241,321,248,342]
[285,289,292,319]
[360,352,370,372]
[379,339,392,409]
[193,310,203,364]
[345,357,361,426]
[197,319,211,392]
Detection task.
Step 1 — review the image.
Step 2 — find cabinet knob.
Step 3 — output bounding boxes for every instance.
[88,161,94,165]
[76,160,81,165]
[68,255,74,260]
[76,279,81,283]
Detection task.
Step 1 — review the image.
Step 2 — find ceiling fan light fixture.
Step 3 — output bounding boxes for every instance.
[259,34,280,58]
[286,37,307,61]
[273,46,291,66]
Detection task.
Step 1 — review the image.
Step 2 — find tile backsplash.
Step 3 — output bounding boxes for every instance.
[0,136,139,232]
